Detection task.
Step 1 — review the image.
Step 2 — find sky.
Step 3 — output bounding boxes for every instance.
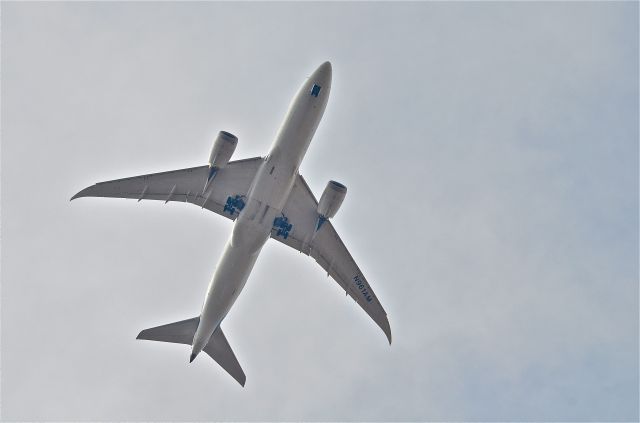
[1,2,638,421]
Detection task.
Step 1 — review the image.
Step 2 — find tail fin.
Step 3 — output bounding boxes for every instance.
[136,317,246,386]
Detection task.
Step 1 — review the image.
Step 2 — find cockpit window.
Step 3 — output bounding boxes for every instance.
[311,84,321,97]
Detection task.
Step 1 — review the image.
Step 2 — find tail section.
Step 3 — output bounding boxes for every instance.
[136,317,246,386]
[202,327,246,387]
[137,317,199,344]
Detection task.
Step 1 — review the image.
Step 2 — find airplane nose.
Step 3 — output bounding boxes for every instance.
[319,61,332,74]
[313,61,332,82]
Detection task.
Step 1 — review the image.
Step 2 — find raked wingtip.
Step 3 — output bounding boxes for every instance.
[70,186,92,201]
[380,316,392,345]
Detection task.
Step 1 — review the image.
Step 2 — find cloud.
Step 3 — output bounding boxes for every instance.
[2,2,637,420]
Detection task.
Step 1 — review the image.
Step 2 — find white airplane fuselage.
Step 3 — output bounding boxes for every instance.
[191,62,332,358]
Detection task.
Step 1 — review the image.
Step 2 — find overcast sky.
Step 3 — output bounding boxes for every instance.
[2,2,638,421]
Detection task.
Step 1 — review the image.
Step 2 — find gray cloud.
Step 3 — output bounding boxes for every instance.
[2,2,637,421]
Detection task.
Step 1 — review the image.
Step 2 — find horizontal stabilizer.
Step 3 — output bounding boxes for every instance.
[137,317,246,386]
[137,317,199,345]
[203,327,246,387]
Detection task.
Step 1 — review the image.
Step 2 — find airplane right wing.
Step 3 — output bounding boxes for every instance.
[71,157,264,221]
[271,174,391,344]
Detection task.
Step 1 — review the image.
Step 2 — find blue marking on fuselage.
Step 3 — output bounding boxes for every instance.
[273,215,293,239]
[224,195,245,215]
[311,84,321,97]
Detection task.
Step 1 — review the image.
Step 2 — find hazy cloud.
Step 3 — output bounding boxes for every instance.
[2,2,637,421]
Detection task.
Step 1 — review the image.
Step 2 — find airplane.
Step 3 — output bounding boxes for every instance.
[71,61,391,387]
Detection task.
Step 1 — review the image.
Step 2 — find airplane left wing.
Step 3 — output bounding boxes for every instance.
[271,174,391,344]
[71,157,264,220]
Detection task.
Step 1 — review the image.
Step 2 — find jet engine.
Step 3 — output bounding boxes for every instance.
[204,131,238,192]
[209,131,238,168]
[317,180,347,219]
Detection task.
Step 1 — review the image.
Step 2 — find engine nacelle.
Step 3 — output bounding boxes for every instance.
[208,131,238,168]
[317,180,347,219]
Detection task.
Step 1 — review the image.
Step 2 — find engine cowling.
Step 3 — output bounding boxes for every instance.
[208,131,238,168]
[204,131,238,192]
[317,180,347,219]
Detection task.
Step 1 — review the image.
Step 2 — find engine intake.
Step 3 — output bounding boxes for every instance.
[208,131,238,168]
[317,180,347,220]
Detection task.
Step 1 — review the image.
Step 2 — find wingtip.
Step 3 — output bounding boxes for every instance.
[135,329,149,340]
[235,371,247,387]
[381,316,392,345]
[70,186,92,201]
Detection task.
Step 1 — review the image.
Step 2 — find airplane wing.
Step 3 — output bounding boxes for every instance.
[71,157,264,220]
[271,174,391,344]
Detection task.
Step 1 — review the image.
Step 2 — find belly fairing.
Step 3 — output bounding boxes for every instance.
[230,215,271,254]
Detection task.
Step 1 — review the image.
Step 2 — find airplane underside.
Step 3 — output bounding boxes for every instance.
[71,62,391,386]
